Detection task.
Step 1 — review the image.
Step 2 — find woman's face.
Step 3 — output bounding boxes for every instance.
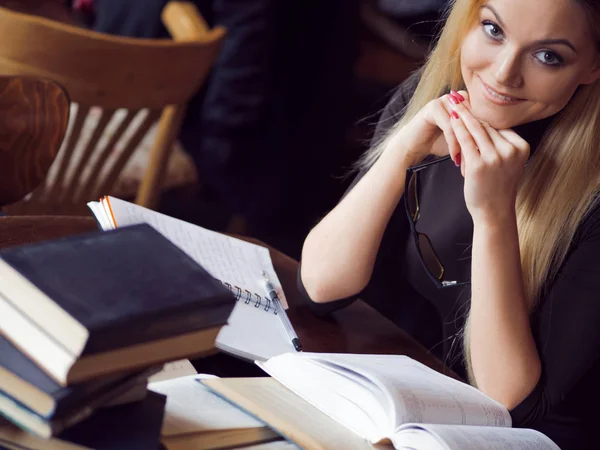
[460,0,600,129]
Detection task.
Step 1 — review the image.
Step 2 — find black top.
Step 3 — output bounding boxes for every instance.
[298,73,600,449]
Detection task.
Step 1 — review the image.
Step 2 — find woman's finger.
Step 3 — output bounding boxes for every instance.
[439,95,462,162]
[450,100,497,161]
[455,90,470,107]
[486,126,530,162]
[449,107,480,168]
[443,126,461,164]
[482,125,516,160]
[498,129,531,160]
[428,95,461,162]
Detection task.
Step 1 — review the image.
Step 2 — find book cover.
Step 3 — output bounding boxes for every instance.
[0,366,160,438]
[0,224,236,356]
[59,391,167,450]
[0,335,152,418]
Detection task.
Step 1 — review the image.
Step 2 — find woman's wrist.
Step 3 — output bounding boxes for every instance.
[383,135,426,169]
[472,207,518,235]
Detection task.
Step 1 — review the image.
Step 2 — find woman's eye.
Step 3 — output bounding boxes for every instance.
[533,50,563,66]
[482,21,504,40]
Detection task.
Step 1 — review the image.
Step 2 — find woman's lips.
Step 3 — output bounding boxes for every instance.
[479,76,526,105]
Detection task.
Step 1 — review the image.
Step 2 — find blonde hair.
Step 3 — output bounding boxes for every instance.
[360,0,600,383]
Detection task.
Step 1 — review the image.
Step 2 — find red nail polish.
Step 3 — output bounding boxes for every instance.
[450,111,459,119]
[455,153,461,167]
[451,90,465,102]
[449,92,461,104]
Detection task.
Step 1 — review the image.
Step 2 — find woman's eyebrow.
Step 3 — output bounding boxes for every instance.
[481,4,506,29]
[481,4,578,54]
[533,38,577,54]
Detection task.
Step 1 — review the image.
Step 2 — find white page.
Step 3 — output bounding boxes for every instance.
[239,442,298,450]
[148,374,265,437]
[258,353,389,443]
[88,197,297,361]
[96,196,287,306]
[217,304,297,361]
[391,427,445,450]
[261,353,511,442]
[393,424,561,450]
[87,201,113,230]
[148,359,197,383]
[305,353,511,429]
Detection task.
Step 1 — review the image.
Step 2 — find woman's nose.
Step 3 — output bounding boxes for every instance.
[494,48,524,88]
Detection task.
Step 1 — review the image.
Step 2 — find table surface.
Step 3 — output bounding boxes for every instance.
[0,215,454,378]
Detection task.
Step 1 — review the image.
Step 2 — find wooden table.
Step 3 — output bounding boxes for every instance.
[0,215,453,378]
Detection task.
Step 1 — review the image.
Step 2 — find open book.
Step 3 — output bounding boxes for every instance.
[244,352,559,450]
[87,196,298,362]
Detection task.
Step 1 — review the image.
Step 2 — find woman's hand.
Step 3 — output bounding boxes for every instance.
[391,93,462,166]
[448,93,530,223]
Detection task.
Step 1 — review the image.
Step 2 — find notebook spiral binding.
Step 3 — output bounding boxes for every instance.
[218,280,277,315]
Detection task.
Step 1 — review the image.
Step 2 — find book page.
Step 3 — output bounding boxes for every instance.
[392,424,560,450]
[261,353,512,440]
[87,201,112,230]
[258,354,390,442]
[148,359,197,383]
[148,374,266,437]
[96,196,287,307]
[239,442,298,450]
[311,354,510,429]
[216,304,297,362]
[0,421,91,450]
[89,197,297,362]
[203,377,379,450]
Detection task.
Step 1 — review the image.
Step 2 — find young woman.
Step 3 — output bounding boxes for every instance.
[299,0,600,448]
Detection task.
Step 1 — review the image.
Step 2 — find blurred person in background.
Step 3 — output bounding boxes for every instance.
[73,0,360,258]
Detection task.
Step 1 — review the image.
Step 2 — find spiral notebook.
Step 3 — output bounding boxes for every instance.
[87,196,298,362]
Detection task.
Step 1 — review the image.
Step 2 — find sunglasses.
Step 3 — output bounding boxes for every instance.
[405,155,470,289]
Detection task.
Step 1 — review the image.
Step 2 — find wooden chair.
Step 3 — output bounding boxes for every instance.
[0,76,70,209]
[0,1,226,215]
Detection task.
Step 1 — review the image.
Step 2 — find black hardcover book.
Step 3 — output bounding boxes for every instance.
[0,335,142,418]
[0,365,159,438]
[60,391,166,450]
[0,391,167,450]
[0,224,235,384]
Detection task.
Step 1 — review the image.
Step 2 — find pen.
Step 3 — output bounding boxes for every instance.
[261,271,303,352]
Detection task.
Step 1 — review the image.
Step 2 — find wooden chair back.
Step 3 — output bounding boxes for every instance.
[0,76,69,208]
[0,2,225,214]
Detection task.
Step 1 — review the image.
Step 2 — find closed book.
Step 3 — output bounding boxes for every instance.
[0,366,160,438]
[0,335,150,418]
[0,224,235,384]
[0,390,167,450]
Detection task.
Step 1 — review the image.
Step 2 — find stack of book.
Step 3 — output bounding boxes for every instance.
[0,224,236,448]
